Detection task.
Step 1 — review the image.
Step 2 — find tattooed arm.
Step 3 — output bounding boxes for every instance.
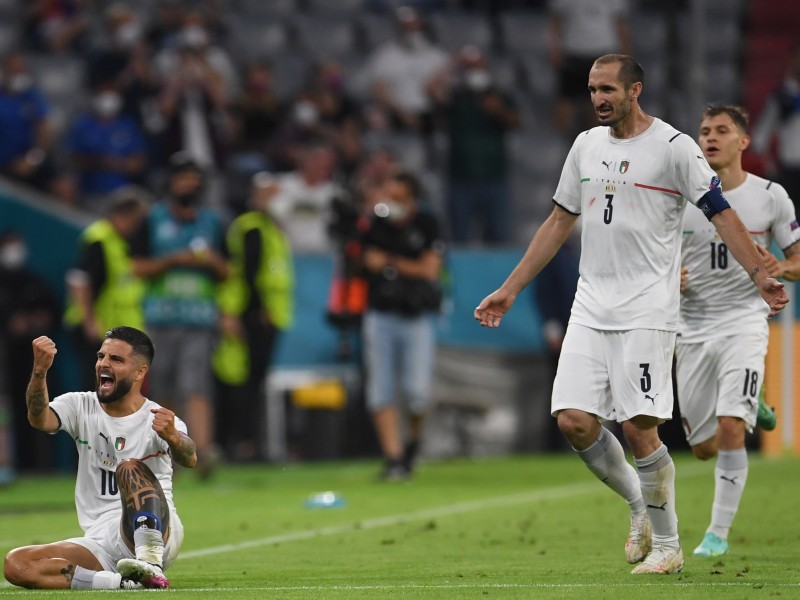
[150,407,197,468]
[27,336,61,433]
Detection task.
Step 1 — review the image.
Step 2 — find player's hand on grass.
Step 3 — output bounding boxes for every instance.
[31,336,57,373]
[474,288,517,328]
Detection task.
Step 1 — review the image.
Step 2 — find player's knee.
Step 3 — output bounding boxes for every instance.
[4,548,34,588]
[692,442,717,461]
[556,410,595,444]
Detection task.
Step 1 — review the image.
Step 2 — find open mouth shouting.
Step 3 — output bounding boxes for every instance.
[98,372,115,395]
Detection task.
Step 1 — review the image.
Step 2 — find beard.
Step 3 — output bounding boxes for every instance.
[96,376,134,404]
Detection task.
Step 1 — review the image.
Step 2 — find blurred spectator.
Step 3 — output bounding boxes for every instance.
[228,61,284,181]
[360,170,444,480]
[144,0,186,51]
[308,60,363,177]
[24,0,89,54]
[359,6,448,136]
[429,45,520,245]
[154,8,238,103]
[65,84,148,209]
[270,144,346,253]
[350,147,399,212]
[268,89,328,172]
[214,172,294,462]
[0,232,61,473]
[130,153,229,479]
[752,45,800,218]
[532,233,579,451]
[63,186,149,392]
[87,3,161,133]
[0,53,56,194]
[548,0,630,135]
[49,170,81,208]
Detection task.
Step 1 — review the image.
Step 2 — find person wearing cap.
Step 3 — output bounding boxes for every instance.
[213,172,294,462]
[64,186,150,392]
[130,153,229,479]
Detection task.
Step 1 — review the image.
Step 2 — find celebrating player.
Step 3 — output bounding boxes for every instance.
[3,326,195,590]
[677,104,800,558]
[474,54,788,574]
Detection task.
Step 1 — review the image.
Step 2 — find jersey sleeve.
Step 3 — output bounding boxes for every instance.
[48,392,82,437]
[552,134,584,215]
[669,134,718,206]
[769,182,800,251]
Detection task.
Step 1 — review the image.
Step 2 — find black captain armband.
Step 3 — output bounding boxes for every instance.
[696,185,730,221]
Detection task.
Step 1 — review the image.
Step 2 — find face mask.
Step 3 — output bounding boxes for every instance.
[114,22,142,48]
[292,101,318,126]
[181,25,209,50]
[374,200,408,222]
[0,242,27,270]
[93,92,122,118]
[465,69,491,92]
[176,190,201,208]
[7,73,32,94]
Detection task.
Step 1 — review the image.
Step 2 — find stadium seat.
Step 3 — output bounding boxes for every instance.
[235,0,299,19]
[305,0,367,13]
[428,11,493,53]
[498,11,549,56]
[270,53,313,101]
[517,55,557,101]
[226,18,290,61]
[356,12,396,52]
[629,14,667,62]
[292,14,359,59]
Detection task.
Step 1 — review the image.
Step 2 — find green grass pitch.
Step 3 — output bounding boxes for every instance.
[0,453,798,598]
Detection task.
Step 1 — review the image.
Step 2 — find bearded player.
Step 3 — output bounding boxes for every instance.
[4,326,195,589]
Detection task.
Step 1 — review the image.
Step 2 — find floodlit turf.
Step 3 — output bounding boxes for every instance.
[0,453,799,598]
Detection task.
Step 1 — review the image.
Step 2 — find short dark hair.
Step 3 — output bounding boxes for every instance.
[104,326,155,365]
[701,103,749,132]
[594,54,644,90]
[390,170,422,201]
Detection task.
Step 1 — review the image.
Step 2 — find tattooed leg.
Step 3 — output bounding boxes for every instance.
[3,542,104,589]
[116,459,170,566]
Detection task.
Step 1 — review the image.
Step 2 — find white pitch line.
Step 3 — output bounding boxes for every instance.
[180,461,716,561]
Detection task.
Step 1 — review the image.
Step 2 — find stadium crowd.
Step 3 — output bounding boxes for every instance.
[0,0,796,482]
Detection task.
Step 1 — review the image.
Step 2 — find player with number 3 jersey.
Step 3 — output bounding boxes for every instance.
[475,55,789,575]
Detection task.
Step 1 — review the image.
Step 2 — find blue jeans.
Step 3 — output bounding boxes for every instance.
[448,180,511,244]
[363,310,436,414]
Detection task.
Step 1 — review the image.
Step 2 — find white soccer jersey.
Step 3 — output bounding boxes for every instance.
[49,392,186,535]
[679,174,800,342]
[554,118,718,330]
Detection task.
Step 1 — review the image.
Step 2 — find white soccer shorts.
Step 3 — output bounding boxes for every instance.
[551,324,676,423]
[675,332,767,446]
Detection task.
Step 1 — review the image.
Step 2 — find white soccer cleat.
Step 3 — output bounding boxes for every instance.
[631,544,684,574]
[117,558,170,589]
[625,511,652,564]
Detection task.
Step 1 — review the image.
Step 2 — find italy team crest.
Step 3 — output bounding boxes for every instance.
[619,160,630,174]
[115,437,126,451]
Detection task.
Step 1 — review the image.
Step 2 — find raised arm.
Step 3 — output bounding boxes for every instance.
[26,336,61,433]
[475,204,578,327]
[711,208,789,316]
[150,407,197,468]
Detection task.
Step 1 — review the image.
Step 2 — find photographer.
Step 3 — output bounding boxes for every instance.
[360,170,444,480]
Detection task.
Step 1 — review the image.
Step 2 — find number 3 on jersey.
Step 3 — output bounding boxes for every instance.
[603,194,614,224]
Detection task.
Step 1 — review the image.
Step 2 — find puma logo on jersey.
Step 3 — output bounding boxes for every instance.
[602,160,613,170]
[99,432,110,444]
[645,393,659,404]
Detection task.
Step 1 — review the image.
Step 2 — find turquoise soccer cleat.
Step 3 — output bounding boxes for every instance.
[692,532,729,557]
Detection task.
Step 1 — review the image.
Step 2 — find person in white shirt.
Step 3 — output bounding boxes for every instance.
[3,327,196,590]
[474,54,789,575]
[677,104,800,558]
